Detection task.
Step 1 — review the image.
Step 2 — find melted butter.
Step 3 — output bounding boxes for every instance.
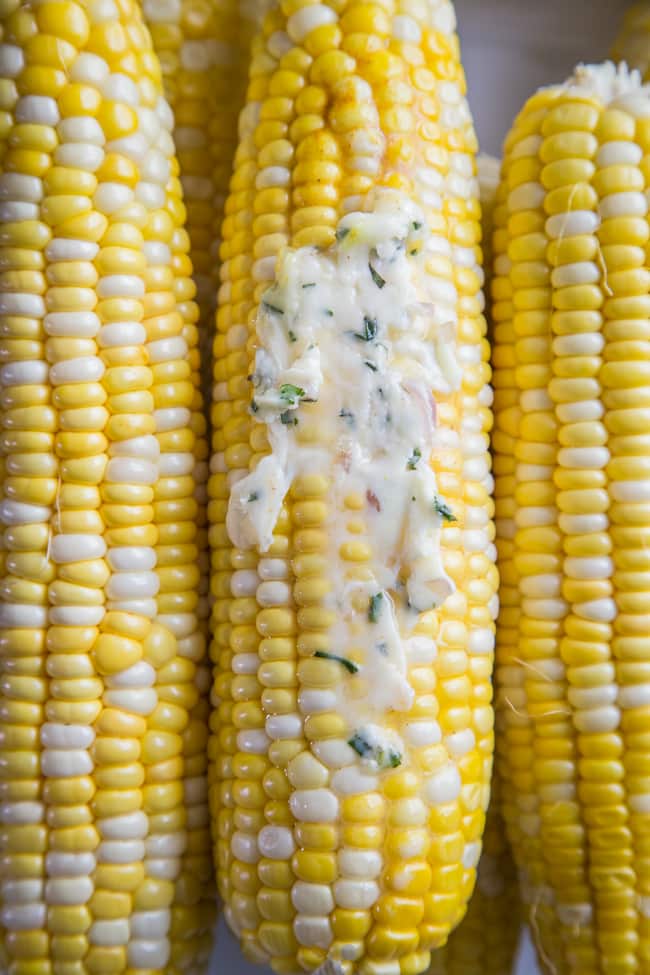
[227,190,462,753]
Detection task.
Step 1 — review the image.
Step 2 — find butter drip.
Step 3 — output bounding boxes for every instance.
[227,190,461,754]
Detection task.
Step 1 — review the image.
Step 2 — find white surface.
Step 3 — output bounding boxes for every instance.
[208,1,631,973]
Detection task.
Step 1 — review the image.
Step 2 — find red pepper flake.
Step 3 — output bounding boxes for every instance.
[336,449,352,472]
[366,489,381,512]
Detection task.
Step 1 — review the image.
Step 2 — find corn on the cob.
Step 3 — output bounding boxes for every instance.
[612,3,650,79]
[208,1,497,972]
[492,60,650,975]
[425,155,520,975]
[0,1,211,972]
[477,155,500,293]
[140,0,259,396]
[427,780,521,975]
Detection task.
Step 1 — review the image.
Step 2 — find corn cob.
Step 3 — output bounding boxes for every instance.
[612,3,650,79]
[0,1,211,972]
[492,60,650,975]
[425,154,520,975]
[208,1,497,972]
[140,0,259,396]
[477,155,500,293]
[427,779,521,975]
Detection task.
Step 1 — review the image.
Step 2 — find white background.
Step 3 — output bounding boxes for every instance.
[209,1,630,972]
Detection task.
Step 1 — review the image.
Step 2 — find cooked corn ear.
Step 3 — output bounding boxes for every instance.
[208,1,497,973]
[477,154,500,295]
[427,780,521,975]
[0,1,211,972]
[140,0,258,395]
[426,154,520,975]
[492,60,650,975]
[612,3,650,79]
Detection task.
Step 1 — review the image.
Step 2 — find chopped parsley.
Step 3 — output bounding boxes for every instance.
[247,491,259,502]
[302,282,316,289]
[314,651,358,674]
[339,408,355,427]
[411,221,422,231]
[250,400,259,413]
[407,447,421,470]
[279,383,305,405]
[364,360,378,372]
[368,592,383,623]
[353,316,378,342]
[369,263,385,289]
[280,410,298,426]
[324,308,334,317]
[348,731,402,769]
[288,329,297,343]
[433,496,457,522]
[262,300,284,315]
[335,226,350,242]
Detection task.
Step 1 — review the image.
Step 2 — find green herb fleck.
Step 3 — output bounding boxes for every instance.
[407,447,421,470]
[339,408,355,427]
[433,496,457,522]
[247,491,259,503]
[348,732,401,769]
[348,732,372,758]
[364,360,378,372]
[412,221,422,231]
[335,226,350,242]
[314,651,358,674]
[368,592,383,623]
[302,282,316,289]
[279,383,305,405]
[353,316,378,342]
[262,300,284,315]
[280,410,298,426]
[369,263,385,289]
[324,308,334,317]
[409,248,418,256]
[288,329,297,343]
[250,400,259,414]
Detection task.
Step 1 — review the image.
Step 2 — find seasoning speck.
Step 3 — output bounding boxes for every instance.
[407,447,421,470]
[433,496,457,522]
[368,592,383,623]
[314,651,358,674]
[369,263,386,289]
[279,383,305,405]
[366,489,381,512]
[353,316,378,342]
